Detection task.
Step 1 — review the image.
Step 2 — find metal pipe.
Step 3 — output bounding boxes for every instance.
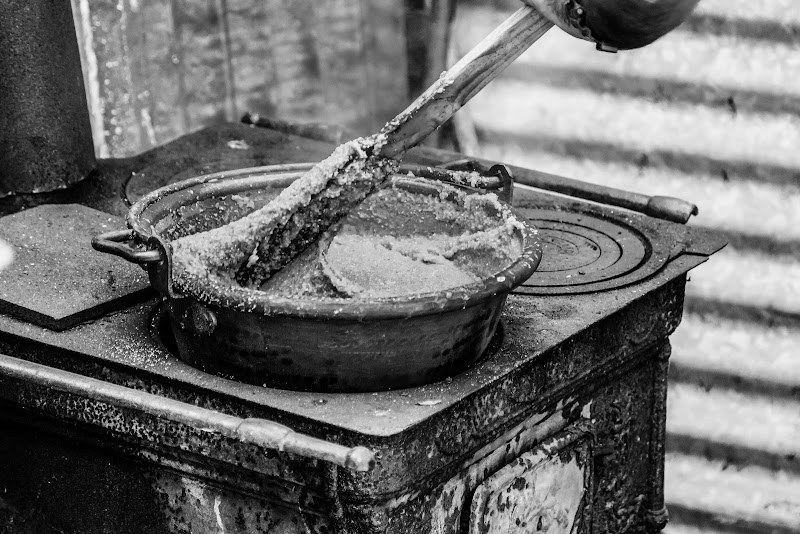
[507,164,699,224]
[0,354,375,472]
[0,0,96,197]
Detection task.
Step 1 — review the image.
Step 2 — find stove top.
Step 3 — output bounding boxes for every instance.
[0,125,728,522]
[521,208,649,294]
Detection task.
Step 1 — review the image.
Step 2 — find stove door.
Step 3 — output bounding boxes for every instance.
[468,427,593,534]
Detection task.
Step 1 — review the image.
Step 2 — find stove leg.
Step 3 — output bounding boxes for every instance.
[323,463,347,534]
[645,341,671,532]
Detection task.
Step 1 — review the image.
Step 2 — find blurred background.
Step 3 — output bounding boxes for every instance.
[69,0,799,532]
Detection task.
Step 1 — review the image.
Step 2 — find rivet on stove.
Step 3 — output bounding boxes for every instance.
[183,303,217,336]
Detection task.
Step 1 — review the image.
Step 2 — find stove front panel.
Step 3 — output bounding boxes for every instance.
[336,343,670,534]
[1,332,672,534]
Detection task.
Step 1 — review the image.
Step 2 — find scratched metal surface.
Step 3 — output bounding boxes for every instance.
[0,259,697,429]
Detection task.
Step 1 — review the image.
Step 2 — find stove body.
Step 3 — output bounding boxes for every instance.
[0,124,723,534]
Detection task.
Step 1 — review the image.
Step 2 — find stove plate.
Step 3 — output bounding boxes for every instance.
[0,204,153,330]
[516,208,668,295]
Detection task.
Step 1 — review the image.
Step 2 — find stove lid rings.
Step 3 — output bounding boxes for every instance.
[515,208,673,295]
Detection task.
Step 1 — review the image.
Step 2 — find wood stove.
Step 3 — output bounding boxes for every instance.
[0,1,724,529]
[0,121,724,533]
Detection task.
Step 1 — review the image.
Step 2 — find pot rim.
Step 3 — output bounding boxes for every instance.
[127,163,543,320]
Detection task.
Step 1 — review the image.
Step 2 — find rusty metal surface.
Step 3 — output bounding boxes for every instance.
[0,122,727,532]
[0,125,721,439]
[468,427,592,533]
[0,411,334,534]
[1,351,665,534]
[588,351,666,534]
[0,0,96,197]
[0,204,152,330]
[0,267,686,436]
[375,349,670,534]
[645,343,672,531]
[0,414,168,534]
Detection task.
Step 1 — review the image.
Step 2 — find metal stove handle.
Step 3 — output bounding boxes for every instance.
[489,162,699,224]
[444,159,699,224]
[407,146,700,224]
[0,354,375,472]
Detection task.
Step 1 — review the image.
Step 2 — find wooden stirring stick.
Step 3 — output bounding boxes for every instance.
[378,6,553,159]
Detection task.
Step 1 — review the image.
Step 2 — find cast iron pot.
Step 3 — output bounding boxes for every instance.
[93,163,542,392]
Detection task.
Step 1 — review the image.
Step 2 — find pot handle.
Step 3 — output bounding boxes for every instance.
[92,229,162,264]
[0,354,375,472]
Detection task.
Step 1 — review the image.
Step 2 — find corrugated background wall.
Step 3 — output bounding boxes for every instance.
[72,1,799,532]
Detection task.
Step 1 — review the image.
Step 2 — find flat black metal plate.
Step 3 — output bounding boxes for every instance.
[0,204,153,330]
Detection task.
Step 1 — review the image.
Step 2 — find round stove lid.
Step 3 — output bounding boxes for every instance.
[517,208,668,295]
